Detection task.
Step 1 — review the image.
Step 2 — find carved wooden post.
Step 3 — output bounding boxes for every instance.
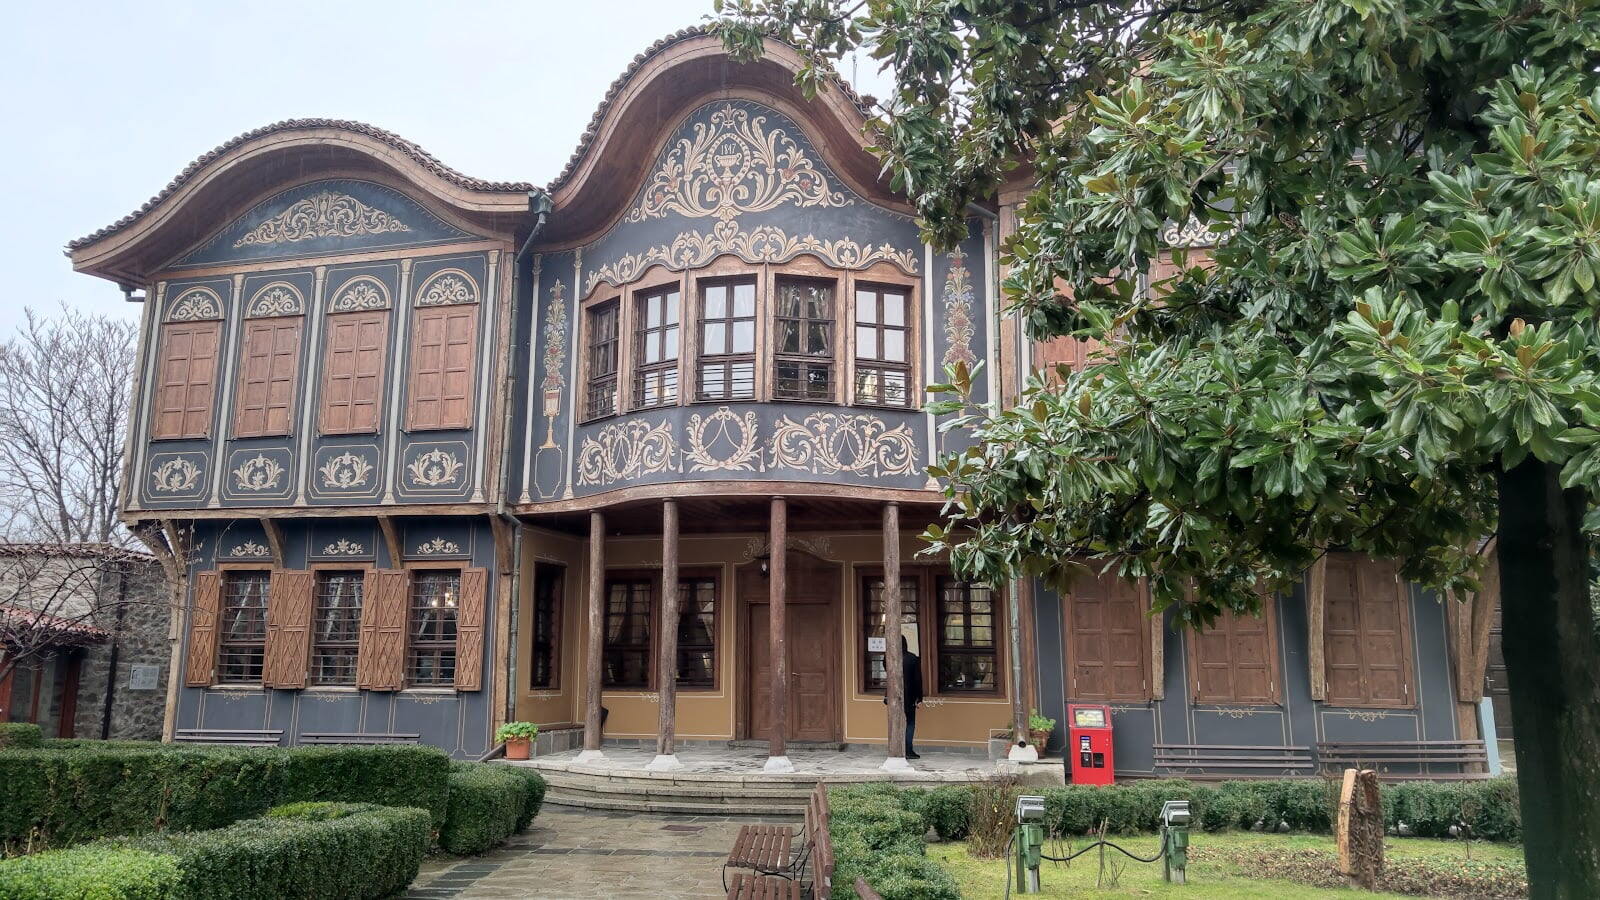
[764,498,792,772]
[580,510,606,759]
[649,499,683,770]
[882,502,909,769]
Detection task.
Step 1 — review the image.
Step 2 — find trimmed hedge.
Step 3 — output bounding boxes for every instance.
[110,802,429,900]
[441,763,524,855]
[0,722,43,749]
[0,847,181,900]
[506,767,548,833]
[830,785,961,900]
[911,777,1520,843]
[0,743,450,851]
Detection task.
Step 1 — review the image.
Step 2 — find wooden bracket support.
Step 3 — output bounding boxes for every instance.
[378,516,404,568]
[259,518,286,567]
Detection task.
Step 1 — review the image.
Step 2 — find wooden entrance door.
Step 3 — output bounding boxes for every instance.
[742,551,840,742]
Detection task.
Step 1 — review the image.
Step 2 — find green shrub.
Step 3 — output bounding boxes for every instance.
[502,767,548,832]
[829,786,959,900]
[922,786,972,841]
[440,763,525,855]
[0,722,42,749]
[0,744,449,850]
[0,847,180,900]
[113,803,429,900]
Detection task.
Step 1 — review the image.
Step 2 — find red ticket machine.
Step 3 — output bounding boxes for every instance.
[1067,703,1115,785]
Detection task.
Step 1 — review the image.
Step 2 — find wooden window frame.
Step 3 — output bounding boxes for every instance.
[152,320,222,440]
[309,568,367,687]
[1063,573,1153,703]
[1323,555,1416,709]
[529,562,564,691]
[216,568,272,685]
[319,309,389,435]
[405,567,462,688]
[694,276,759,403]
[1185,596,1282,705]
[601,576,654,689]
[856,566,1005,699]
[853,283,914,409]
[673,575,719,690]
[404,303,478,432]
[233,314,304,439]
[583,299,621,421]
[631,284,681,410]
[858,570,923,695]
[771,274,839,403]
[601,567,722,692]
[935,577,1003,694]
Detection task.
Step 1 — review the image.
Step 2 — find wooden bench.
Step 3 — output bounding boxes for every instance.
[1154,744,1315,778]
[726,782,834,899]
[299,732,420,745]
[172,728,282,747]
[1317,740,1490,780]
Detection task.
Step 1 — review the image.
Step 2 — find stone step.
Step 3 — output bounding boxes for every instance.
[725,740,846,752]
[542,791,805,817]
[538,771,816,800]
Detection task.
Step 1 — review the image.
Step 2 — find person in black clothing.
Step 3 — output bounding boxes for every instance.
[902,634,923,759]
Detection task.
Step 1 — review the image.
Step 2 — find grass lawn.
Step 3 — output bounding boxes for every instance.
[931,832,1525,899]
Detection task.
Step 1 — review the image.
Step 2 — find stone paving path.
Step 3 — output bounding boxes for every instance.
[407,807,790,899]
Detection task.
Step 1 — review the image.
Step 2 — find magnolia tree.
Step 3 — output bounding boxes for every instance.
[717,0,1600,892]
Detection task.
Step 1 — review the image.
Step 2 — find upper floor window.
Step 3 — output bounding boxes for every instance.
[312,571,364,686]
[697,279,756,401]
[633,286,680,409]
[854,286,911,407]
[407,570,459,686]
[773,277,835,401]
[234,310,304,438]
[406,271,479,432]
[585,301,620,419]
[218,571,270,684]
[321,306,389,435]
[153,320,222,440]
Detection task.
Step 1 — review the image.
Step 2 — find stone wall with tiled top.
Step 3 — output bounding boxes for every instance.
[72,561,172,741]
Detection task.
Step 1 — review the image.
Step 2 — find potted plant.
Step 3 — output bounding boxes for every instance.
[496,722,539,760]
[1026,709,1056,752]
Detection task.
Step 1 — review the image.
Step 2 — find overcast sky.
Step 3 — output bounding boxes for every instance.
[0,0,890,335]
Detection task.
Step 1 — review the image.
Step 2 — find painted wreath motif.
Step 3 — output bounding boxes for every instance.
[576,419,677,486]
[406,448,464,487]
[627,103,850,224]
[233,190,410,247]
[768,413,918,478]
[685,407,763,473]
[318,451,374,489]
[150,458,202,493]
[232,454,286,492]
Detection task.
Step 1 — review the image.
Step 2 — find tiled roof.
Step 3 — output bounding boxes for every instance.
[0,542,154,564]
[545,25,874,193]
[67,118,542,252]
[0,604,111,643]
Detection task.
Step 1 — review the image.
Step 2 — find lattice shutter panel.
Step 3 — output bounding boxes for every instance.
[454,568,489,691]
[185,571,222,686]
[262,570,315,689]
[357,570,409,691]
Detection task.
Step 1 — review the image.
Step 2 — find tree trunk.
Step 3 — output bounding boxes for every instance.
[1496,458,1600,899]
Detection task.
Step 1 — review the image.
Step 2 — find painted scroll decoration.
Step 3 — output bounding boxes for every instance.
[320,539,366,556]
[576,418,677,486]
[226,541,271,559]
[328,276,390,312]
[232,454,286,492]
[414,269,478,307]
[245,282,305,318]
[318,450,375,489]
[233,190,410,248]
[150,457,202,493]
[628,103,850,224]
[586,220,918,293]
[768,412,918,477]
[1159,216,1238,249]
[166,288,223,322]
[685,406,763,473]
[940,247,978,370]
[406,448,465,488]
[415,537,462,555]
[539,280,568,448]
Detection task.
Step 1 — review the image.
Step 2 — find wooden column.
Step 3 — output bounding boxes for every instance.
[652,500,682,767]
[766,498,790,768]
[57,653,82,739]
[1307,554,1329,701]
[883,502,908,766]
[582,511,606,756]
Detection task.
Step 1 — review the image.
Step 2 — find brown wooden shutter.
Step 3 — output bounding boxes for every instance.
[154,321,222,439]
[185,571,222,686]
[320,311,389,434]
[1190,599,1278,704]
[1324,554,1366,704]
[262,570,315,689]
[234,317,303,437]
[454,568,489,691]
[1358,559,1411,705]
[357,570,410,691]
[406,306,477,431]
[1067,572,1149,701]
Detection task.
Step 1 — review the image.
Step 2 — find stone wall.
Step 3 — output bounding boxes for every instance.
[71,561,172,741]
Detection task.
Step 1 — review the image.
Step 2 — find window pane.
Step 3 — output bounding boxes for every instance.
[885,329,906,362]
[705,285,726,319]
[665,291,679,325]
[647,295,661,327]
[856,326,876,357]
[778,322,800,354]
[704,322,726,354]
[730,362,754,398]
[884,293,906,326]
[807,323,830,355]
[733,283,755,317]
[644,338,660,364]
[856,291,877,323]
[732,321,755,353]
[664,326,679,359]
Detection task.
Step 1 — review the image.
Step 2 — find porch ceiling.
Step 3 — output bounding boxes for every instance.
[523,494,947,536]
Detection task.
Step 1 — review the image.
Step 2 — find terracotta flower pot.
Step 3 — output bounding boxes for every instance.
[1029,729,1052,752]
[505,737,532,761]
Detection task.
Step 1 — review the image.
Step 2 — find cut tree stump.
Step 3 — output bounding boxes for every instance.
[1337,768,1384,889]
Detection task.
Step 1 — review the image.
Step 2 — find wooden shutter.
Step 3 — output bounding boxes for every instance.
[234,317,303,437]
[1324,554,1413,707]
[154,321,222,439]
[1190,599,1279,704]
[261,570,315,689]
[454,568,489,691]
[357,570,409,691]
[406,305,477,430]
[1068,572,1149,701]
[185,571,222,686]
[320,311,389,434]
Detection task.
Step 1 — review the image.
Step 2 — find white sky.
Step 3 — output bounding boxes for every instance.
[0,0,892,335]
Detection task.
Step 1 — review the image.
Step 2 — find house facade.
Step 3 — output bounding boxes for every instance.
[70,28,1498,774]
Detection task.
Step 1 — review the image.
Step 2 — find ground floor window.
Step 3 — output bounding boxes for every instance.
[858,568,1003,697]
[219,570,270,683]
[861,575,919,691]
[312,571,363,686]
[937,579,998,692]
[408,570,460,686]
[602,573,721,690]
[531,564,563,689]
[603,580,653,688]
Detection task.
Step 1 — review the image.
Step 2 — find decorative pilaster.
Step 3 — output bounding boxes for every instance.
[381,259,415,504]
[292,266,329,505]
[648,499,683,771]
